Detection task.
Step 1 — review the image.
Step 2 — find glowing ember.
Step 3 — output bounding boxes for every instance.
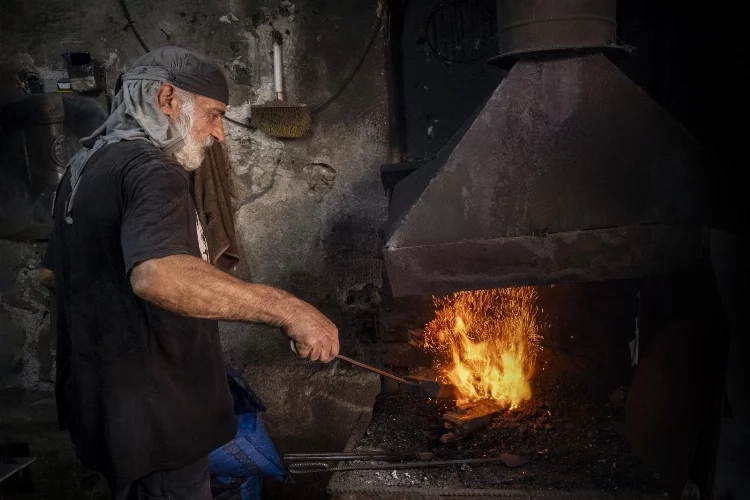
[424,287,542,408]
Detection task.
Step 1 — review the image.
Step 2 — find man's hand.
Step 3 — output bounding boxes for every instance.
[282,300,340,363]
[38,267,55,291]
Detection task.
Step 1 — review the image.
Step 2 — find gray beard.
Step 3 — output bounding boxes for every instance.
[172,101,214,171]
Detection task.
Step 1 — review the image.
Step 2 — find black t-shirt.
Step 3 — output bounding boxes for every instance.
[43,140,236,486]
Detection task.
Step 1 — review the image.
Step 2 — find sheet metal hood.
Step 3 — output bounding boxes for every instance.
[383,52,702,297]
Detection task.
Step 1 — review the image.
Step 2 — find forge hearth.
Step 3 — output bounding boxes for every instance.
[328,385,682,500]
[331,280,673,499]
[352,275,724,499]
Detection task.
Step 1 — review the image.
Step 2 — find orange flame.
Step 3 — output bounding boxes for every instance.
[424,287,542,408]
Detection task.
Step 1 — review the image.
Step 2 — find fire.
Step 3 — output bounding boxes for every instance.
[424,287,542,408]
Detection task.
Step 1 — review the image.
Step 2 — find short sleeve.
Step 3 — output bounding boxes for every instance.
[41,233,54,270]
[121,162,194,274]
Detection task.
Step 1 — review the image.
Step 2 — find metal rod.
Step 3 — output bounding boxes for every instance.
[285,451,406,458]
[286,454,407,462]
[289,457,508,474]
[335,355,419,386]
[285,451,433,461]
[289,339,418,387]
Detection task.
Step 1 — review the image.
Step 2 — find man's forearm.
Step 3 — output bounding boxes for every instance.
[131,254,298,326]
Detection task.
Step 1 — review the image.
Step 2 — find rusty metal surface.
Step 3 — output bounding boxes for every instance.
[384,223,701,297]
[489,0,632,67]
[383,53,701,296]
[626,318,705,499]
[625,271,729,500]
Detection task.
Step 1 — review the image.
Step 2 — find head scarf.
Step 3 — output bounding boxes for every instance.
[61,46,229,223]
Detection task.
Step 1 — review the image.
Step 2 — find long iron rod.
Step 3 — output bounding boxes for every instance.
[335,354,419,386]
[289,457,508,474]
[289,339,419,387]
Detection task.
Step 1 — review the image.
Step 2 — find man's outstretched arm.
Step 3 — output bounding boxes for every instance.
[130,254,339,362]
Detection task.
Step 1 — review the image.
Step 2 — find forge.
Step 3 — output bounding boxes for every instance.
[321,1,729,499]
[326,274,725,499]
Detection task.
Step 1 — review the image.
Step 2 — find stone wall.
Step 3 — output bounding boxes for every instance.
[0,0,386,453]
[0,241,53,390]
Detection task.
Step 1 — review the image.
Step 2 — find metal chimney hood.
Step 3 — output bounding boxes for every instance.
[382,47,702,297]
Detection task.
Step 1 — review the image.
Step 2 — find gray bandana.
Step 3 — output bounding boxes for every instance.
[60,46,229,224]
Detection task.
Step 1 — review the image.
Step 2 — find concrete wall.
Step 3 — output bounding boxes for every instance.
[0,0,385,454]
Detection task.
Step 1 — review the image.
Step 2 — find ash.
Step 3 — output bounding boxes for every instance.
[330,378,665,492]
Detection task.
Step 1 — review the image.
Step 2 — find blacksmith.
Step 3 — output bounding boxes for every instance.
[38,46,339,500]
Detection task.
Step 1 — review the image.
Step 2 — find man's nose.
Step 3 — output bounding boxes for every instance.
[212,121,225,143]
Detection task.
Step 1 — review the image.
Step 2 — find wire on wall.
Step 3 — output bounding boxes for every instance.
[118,0,386,129]
[310,3,386,115]
[118,0,151,53]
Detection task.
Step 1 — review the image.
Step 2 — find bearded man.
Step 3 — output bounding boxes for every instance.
[38,47,339,500]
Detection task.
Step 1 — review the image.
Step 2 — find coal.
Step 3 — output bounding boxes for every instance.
[441,399,504,443]
[330,373,666,493]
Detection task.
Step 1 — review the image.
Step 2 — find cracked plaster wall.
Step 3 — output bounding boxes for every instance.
[1,0,387,449]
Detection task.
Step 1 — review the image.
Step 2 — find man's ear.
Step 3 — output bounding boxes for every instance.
[158,83,179,119]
